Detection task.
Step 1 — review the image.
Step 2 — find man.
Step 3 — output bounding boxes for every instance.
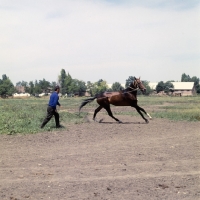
[41,86,62,128]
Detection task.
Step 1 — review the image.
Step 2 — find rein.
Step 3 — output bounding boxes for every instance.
[122,85,139,94]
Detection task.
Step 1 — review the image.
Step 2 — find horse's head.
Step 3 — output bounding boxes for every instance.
[132,77,146,94]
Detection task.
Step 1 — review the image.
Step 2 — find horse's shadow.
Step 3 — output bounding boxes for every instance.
[94,120,146,124]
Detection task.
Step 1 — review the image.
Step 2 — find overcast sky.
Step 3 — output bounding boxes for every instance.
[0,0,200,85]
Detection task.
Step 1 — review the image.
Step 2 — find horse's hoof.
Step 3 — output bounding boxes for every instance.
[145,119,149,124]
[93,118,103,123]
[118,120,123,124]
[99,119,103,123]
[93,119,98,123]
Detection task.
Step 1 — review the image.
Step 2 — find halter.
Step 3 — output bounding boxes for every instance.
[124,78,146,94]
[127,86,139,92]
[126,79,140,92]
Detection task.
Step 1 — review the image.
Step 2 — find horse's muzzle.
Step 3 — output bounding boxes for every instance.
[142,88,146,94]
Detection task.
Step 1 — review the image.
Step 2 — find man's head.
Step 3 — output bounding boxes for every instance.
[54,85,60,93]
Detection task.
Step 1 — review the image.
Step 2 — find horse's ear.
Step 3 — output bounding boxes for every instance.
[134,76,136,80]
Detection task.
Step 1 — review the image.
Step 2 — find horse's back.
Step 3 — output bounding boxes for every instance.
[97,92,137,106]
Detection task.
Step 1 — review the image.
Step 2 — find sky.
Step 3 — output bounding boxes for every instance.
[0,0,200,85]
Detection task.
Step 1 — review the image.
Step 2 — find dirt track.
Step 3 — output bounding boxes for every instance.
[0,109,200,200]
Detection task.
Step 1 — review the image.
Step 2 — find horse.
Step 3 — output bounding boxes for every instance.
[79,77,152,123]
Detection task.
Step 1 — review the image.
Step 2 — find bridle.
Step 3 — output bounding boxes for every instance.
[125,79,145,94]
[127,86,139,92]
[127,79,140,92]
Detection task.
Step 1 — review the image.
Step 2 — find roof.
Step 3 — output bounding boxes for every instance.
[148,82,158,90]
[171,82,194,90]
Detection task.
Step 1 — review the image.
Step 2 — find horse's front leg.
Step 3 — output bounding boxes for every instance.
[132,105,151,123]
[136,107,149,123]
[137,105,152,120]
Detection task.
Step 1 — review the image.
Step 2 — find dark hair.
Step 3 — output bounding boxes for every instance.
[54,86,60,91]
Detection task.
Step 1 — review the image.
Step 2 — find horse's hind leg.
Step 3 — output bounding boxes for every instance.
[93,105,103,122]
[104,105,122,123]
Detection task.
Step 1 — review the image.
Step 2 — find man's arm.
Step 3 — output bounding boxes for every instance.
[57,96,61,106]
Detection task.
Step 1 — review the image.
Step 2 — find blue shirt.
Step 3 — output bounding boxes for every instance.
[48,92,60,109]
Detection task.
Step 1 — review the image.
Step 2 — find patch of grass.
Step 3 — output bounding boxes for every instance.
[1,95,200,134]
[153,108,200,121]
[152,96,200,121]
[0,98,87,135]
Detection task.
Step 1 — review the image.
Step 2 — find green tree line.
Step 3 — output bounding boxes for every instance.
[181,73,200,93]
[0,71,199,97]
[0,74,15,97]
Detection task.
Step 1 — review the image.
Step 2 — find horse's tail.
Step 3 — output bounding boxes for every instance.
[79,96,97,114]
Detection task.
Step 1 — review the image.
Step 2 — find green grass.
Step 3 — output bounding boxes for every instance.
[0,95,200,134]
[151,96,200,121]
[0,98,86,135]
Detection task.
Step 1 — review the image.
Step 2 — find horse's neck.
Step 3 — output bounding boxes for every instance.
[123,87,138,96]
[126,85,137,92]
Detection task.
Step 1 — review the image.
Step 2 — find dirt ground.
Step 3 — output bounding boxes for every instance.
[0,106,200,200]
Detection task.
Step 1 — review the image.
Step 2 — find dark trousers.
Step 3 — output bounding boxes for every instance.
[41,106,60,128]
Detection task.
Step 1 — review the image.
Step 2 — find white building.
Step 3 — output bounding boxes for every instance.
[148,82,196,96]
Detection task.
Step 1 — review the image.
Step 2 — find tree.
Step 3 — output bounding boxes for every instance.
[34,80,42,94]
[65,73,73,94]
[164,81,174,94]
[76,80,87,95]
[190,76,200,93]
[181,73,190,82]
[28,81,34,95]
[21,81,29,92]
[58,69,87,96]
[58,69,67,94]
[58,69,73,95]
[156,81,174,94]
[2,74,8,81]
[51,81,57,88]
[86,81,94,96]
[97,79,104,86]
[125,76,135,88]
[181,73,200,93]
[94,80,108,94]
[137,81,153,95]
[112,82,124,92]
[38,79,51,93]
[0,74,15,97]
[87,80,108,96]
[156,81,165,93]
[67,79,79,95]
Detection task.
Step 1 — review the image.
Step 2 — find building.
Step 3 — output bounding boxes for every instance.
[15,85,25,93]
[148,82,158,91]
[169,82,196,96]
[148,82,196,96]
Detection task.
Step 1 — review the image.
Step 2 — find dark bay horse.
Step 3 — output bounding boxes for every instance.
[79,77,152,123]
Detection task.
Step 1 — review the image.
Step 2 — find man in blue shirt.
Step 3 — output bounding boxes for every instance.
[41,86,61,128]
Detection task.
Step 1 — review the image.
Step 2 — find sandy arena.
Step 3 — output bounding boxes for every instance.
[0,108,200,200]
